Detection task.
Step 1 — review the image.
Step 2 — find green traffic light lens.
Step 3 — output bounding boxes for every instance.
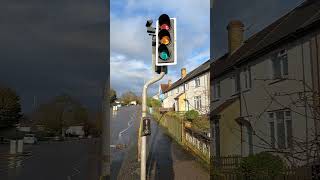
[160,52,169,60]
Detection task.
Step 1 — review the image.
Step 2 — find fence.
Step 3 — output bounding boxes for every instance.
[153,110,210,163]
[212,168,312,180]
[184,127,210,161]
[211,156,315,180]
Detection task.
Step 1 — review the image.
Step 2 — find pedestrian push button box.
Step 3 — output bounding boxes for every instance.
[142,117,151,136]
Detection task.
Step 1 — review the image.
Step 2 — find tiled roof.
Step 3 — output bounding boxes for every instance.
[160,84,169,92]
[164,59,212,93]
[213,0,320,79]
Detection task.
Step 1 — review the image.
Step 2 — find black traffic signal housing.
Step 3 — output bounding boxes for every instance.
[155,14,177,66]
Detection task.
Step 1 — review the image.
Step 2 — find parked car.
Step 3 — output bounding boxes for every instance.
[23,134,38,144]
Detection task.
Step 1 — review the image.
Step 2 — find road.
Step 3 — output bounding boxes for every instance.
[0,139,101,180]
[0,105,209,180]
[113,105,209,180]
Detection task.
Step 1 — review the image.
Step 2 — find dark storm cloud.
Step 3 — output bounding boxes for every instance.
[212,0,304,58]
[0,0,108,112]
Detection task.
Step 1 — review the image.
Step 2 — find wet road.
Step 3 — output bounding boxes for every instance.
[0,139,100,180]
[110,105,141,180]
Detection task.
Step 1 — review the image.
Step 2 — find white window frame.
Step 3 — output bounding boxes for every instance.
[268,109,292,149]
[272,49,288,79]
[214,81,221,99]
[194,96,202,110]
[195,77,201,87]
[185,83,189,90]
[232,74,240,94]
[243,66,252,90]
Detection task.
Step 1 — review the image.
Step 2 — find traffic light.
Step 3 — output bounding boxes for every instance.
[156,14,177,66]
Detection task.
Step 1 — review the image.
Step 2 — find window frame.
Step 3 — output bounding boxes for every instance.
[195,77,201,87]
[272,50,288,79]
[214,81,221,99]
[268,109,292,149]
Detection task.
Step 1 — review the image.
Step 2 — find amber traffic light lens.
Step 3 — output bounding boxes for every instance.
[160,36,170,45]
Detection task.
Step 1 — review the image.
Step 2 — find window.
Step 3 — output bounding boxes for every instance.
[170,91,173,96]
[176,88,179,94]
[244,66,252,89]
[194,96,202,110]
[195,77,201,87]
[180,86,184,92]
[185,83,189,90]
[268,110,292,149]
[232,74,240,93]
[214,81,221,99]
[272,50,288,79]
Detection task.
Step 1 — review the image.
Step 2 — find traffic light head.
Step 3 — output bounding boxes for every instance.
[156,14,177,66]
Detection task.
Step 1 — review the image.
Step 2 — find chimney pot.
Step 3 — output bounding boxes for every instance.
[181,68,187,79]
[168,80,172,86]
[227,20,244,54]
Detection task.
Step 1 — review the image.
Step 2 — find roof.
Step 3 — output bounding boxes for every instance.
[174,93,185,99]
[164,59,212,93]
[160,84,169,92]
[213,0,320,79]
[211,97,238,115]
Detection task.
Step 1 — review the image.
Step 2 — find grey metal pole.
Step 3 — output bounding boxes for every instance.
[140,71,165,180]
[101,82,110,179]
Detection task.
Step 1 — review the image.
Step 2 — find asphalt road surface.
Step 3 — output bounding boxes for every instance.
[0,138,101,180]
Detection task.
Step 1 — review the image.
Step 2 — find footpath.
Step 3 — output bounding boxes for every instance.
[117,117,209,180]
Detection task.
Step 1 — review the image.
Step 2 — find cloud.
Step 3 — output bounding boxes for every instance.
[0,0,107,112]
[111,0,210,94]
[111,53,152,96]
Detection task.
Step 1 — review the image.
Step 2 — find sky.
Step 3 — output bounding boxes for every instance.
[110,0,305,98]
[110,0,210,97]
[212,0,304,58]
[0,0,305,113]
[0,0,107,113]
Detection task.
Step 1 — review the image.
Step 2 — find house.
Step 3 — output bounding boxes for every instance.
[211,0,320,166]
[153,83,170,101]
[129,101,137,105]
[163,62,211,115]
[66,125,84,136]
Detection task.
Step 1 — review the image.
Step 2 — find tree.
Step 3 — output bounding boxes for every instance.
[34,94,88,133]
[110,88,117,103]
[121,91,138,105]
[0,86,22,128]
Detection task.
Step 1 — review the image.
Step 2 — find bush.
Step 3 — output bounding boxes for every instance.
[185,110,199,121]
[147,98,162,108]
[237,152,285,178]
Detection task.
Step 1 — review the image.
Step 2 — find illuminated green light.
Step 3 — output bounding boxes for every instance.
[160,52,169,60]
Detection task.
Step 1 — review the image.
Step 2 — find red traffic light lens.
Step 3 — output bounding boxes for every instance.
[160,24,170,30]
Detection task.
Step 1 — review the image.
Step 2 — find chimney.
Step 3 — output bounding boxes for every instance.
[181,68,187,79]
[227,20,244,54]
[168,80,172,87]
